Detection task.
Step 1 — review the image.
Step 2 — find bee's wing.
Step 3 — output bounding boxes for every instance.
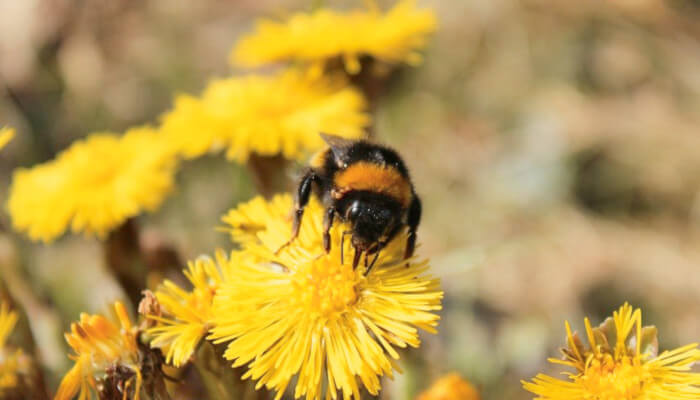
[320,133,356,164]
[320,133,356,149]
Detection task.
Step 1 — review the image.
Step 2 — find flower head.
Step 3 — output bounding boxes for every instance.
[0,127,14,150]
[56,302,142,400]
[210,194,443,400]
[232,0,437,74]
[159,69,368,162]
[523,303,700,399]
[220,194,293,248]
[7,126,178,242]
[147,251,231,367]
[417,373,480,400]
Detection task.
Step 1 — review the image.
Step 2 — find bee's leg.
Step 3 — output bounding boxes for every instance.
[352,247,363,270]
[323,207,336,253]
[365,243,384,276]
[292,169,318,238]
[404,195,422,259]
[340,231,351,264]
[276,169,318,255]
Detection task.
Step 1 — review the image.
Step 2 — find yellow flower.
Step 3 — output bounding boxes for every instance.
[417,373,480,400]
[0,303,37,397]
[210,194,443,400]
[0,302,20,392]
[159,69,368,162]
[0,127,14,150]
[147,251,230,367]
[0,303,17,351]
[56,302,142,400]
[220,194,293,247]
[233,0,437,74]
[7,126,178,242]
[522,303,700,400]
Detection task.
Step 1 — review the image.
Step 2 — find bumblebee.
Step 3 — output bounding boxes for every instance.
[284,133,421,272]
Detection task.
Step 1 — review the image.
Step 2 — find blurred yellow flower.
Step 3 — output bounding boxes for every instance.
[0,303,38,398]
[159,69,368,162]
[210,194,443,400]
[233,0,437,74]
[7,126,178,242]
[0,303,17,351]
[147,251,231,367]
[417,373,480,400]
[0,127,14,150]
[523,303,700,400]
[56,302,142,400]
[0,302,20,392]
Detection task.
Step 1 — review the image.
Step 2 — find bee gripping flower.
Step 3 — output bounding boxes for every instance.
[210,194,443,400]
[522,302,700,400]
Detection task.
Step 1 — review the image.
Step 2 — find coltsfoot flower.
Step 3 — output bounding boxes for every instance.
[56,302,143,400]
[0,127,14,150]
[417,373,480,400]
[523,303,700,399]
[147,251,231,367]
[232,0,437,74]
[7,126,178,242]
[220,193,294,248]
[159,69,368,162]
[210,194,443,400]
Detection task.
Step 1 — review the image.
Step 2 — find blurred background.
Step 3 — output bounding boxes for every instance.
[2,0,700,399]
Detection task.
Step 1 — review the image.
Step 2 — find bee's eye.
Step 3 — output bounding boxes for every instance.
[348,201,361,219]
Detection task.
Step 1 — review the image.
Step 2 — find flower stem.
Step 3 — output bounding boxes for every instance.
[247,154,290,199]
[104,218,147,307]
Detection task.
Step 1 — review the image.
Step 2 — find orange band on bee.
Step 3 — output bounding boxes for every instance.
[334,162,412,207]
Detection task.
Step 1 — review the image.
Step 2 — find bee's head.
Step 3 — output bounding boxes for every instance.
[345,196,399,253]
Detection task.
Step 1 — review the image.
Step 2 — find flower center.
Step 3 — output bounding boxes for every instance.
[292,256,359,318]
[578,353,652,399]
